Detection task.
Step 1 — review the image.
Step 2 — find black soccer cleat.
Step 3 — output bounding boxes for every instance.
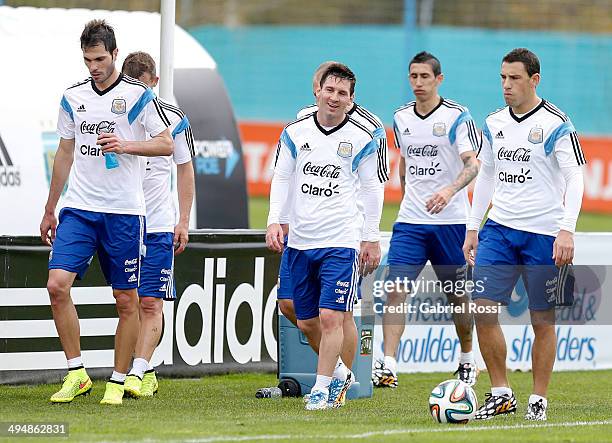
[475,392,517,420]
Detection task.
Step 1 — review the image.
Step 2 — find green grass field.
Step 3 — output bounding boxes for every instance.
[1,371,611,442]
[249,196,612,232]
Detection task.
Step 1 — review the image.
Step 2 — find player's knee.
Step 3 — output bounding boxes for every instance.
[319,309,343,332]
[140,296,163,318]
[278,299,295,318]
[386,290,407,305]
[297,318,318,336]
[46,278,70,302]
[114,291,139,317]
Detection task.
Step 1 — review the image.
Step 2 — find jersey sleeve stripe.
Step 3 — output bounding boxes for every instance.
[376,137,390,183]
[570,132,586,165]
[185,125,195,157]
[352,139,378,172]
[466,120,480,151]
[60,95,74,121]
[128,88,155,124]
[171,116,190,139]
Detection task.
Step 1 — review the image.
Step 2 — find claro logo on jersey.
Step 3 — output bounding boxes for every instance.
[80,120,116,135]
[406,145,439,157]
[302,162,341,179]
[301,181,340,197]
[0,133,21,187]
[409,161,442,176]
[497,147,531,162]
[499,168,533,184]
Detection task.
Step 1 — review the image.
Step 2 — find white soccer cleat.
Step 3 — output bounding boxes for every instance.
[305,390,329,411]
[525,399,547,421]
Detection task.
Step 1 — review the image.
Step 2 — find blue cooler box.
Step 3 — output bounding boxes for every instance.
[277,308,374,399]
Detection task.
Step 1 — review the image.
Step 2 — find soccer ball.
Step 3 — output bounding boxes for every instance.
[428,379,478,424]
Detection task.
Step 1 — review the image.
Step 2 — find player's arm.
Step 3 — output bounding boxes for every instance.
[40,137,74,246]
[173,119,196,255]
[463,123,494,266]
[393,119,406,200]
[98,128,173,157]
[427,112,480,214]
[551,122,586,266]
[266,131,296,253]
[357,138,385,276]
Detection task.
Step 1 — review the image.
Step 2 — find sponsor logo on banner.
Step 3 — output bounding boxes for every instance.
[0,256,278,373]
[193,139,240,178]
[0,133,21,187]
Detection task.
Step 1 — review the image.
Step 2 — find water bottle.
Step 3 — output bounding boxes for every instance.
[105,153,119,169]
[255,387,282,399]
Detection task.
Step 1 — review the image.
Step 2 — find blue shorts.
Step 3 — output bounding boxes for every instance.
[138,232,175,300]
[285,247,359,321]
[472,219,562,311]
[277,236,292,300]
[49,207,145,289]
[387,222,466,283]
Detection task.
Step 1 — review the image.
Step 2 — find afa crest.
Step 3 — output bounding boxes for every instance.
[337,141,353,158]
[432,122,446,137]
[111,98,126,115]
[528,126,543,144]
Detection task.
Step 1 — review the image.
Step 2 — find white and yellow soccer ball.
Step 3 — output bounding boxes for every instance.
[429,379,478,424]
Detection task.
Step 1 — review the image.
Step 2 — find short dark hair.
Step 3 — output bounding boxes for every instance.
[122,51,156,79]
[502,48,540,77]
[319,63,356,95]
[80,19,116,53]
[409,51,441,77]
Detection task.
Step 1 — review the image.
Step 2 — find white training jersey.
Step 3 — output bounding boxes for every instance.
[393,98,479,224]
[279,103,390,225]
[57,74,169,215]
[144,99,195,233]
[272,113,385,250]
[478,99,586,236]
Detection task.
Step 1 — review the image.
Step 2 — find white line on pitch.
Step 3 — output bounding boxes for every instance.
[177,419,612,443]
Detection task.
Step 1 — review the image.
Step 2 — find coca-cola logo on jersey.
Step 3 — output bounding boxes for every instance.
[406,145,438,157]
[497,147,531,162]
[303,162,341,179]
[80,121,116,135]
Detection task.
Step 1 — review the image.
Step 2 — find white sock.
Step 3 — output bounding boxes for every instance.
[384,355,397,374]
[491,386,513,397]
[147,361,155,371]
[332,359,349,381]
[110,371,126,384]
[128,358,149,379]
[311,375,332,395]
[529,394,547,407]
[459,352,475,365]
[67,356,83,370]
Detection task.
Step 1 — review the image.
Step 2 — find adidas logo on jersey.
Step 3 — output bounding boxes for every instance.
[300,143,311,151]
[495,131,504,139]
[159,283,167,292]
[77,104,86,112]
[403,128,411,135]
[128,274,137,283]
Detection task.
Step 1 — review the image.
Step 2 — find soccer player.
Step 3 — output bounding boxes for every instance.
[372,52,480,388]
[120,52,195,399]
[463,48,585,420]
[40,20,173,405]
[276,61,389,383]
[267,63,385,410]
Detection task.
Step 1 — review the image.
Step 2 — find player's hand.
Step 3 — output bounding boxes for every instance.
[426,186,455,214]
[553,230,574,266]
[40,210,57,246]
[97,132,127,154]
[359,241,381,276]
[266,223,284,253]
[173,221,189,255]
[280,223,289,238]
[462,230,479,266]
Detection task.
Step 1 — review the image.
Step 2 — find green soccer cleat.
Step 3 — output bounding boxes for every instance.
[140,370,158,397]
[124,375,142,398]
[49,368,92,403]
[100,382,124,405]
